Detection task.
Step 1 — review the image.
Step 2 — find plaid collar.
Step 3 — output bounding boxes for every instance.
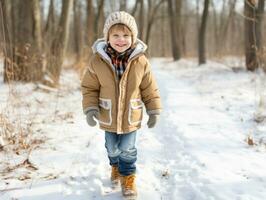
[105,44,135,80]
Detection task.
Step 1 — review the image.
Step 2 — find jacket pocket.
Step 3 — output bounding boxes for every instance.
[128,99,143,125]
[99,98,112,126]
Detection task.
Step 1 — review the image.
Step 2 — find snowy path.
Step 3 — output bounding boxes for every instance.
[1,58,266,200]
[150,59,266,200]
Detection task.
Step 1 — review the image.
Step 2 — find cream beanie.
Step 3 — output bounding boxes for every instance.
[103,11,138,44]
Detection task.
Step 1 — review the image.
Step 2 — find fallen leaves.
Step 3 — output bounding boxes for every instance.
[18,174,31,181]
[247,135,255,146]
[161,169,170,179]
[1,158,38,176]
[41,173,59,180]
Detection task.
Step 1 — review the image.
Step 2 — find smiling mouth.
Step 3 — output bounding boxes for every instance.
[115,44,127,47]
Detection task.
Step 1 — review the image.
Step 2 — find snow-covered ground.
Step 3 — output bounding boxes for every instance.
[0,57,266,200]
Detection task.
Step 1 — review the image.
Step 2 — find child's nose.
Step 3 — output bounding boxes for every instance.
[118,37,124,41]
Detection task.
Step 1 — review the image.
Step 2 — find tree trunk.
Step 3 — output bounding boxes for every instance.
[46,0,74,86]
[43,0,55,75]
[167,0,180,60]
[256,0,265,52]
[0,0,14,82]
[87,0,95,55]
[198,0,209,65]
[175,0,182,57]
[31,0,44,80]
[74,0,83,62]
[2,0,43,82]
[120,0,127,11]
[95,0,104,39]
[180,0,188,56]
[211,0,219,55]
[45,0,56,44]
[131,0,139,16]
[15,0,34,81]
[31,0,42,51]
[219,0,237,54]
[145,0,164,46]
[161,10,165,57]
[256,0,265,71]
[196,0,200,30]
[138,0,145,41]
[244,0,258,71]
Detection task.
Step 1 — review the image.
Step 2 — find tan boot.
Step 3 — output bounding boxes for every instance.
[111,166,120,185]
[120,174,137,197]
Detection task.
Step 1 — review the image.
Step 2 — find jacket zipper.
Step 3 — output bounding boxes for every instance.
[116,54,143,133]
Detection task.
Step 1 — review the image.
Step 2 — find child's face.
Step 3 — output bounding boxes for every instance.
[108,29,132,53]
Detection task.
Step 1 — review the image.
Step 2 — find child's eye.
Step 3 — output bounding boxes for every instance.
[124,34,129,37]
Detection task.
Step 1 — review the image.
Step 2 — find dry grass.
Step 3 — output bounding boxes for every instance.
[0,55,78,182]
[0,107,46,179]
[0,94,44,152]
[0,77,46,181]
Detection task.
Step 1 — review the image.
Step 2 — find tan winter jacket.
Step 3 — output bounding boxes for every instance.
[81,38,162,134]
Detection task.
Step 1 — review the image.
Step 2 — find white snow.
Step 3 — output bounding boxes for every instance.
[1,57,266,200]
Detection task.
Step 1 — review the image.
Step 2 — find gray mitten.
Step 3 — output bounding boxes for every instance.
[147,114,159,128]
[86,110,99,127]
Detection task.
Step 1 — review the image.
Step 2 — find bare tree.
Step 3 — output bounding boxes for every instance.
[160,7,167,57]
[256,0,265,53]
[31,0,42,51]
[45,0,56,46]
[131,0,140,17]
[31,0,43,80]
[175,0,182,57]
[196,0,200,30]
[244,0,258,71]
[221,0,263,70]
[86,0,95,55]
[13,0,34,81]
[178,0,188,56]
[1,0,44,82]
[0,0,14,82]
[46,0,74,86]
[95,0,105,39]
[219,0,237,54]
[198,0,210,64]
[74,0,83,62]
[120,0,127,11]
[210,0,219,55]
[167,0,181,60]
[145,0,165,46]
[2,0,262,74]
[138,0,145,41]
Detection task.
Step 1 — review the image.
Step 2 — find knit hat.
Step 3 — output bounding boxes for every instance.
[103,11,138,44]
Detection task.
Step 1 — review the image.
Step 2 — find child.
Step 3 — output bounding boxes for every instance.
[81,11,162,198]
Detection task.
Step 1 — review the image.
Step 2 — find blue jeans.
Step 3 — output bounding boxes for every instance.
[105,131,137,176]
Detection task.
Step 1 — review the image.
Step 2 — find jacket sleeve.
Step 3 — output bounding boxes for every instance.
[140,59,162,115]
[81,61,100,114]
